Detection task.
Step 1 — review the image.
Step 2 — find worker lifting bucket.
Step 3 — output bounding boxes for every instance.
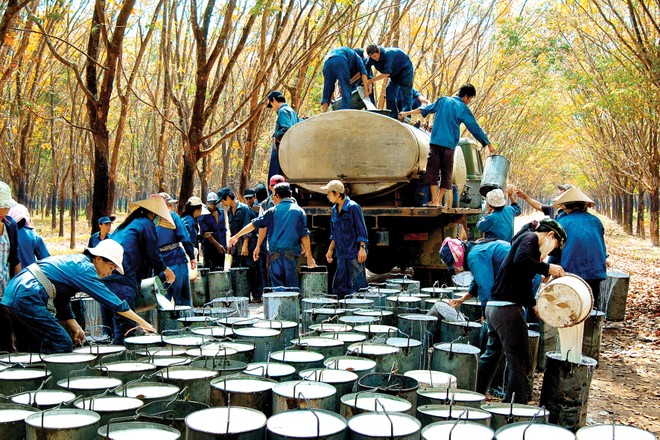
[479,155,510,197]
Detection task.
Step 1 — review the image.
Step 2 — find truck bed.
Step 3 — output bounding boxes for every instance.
[303,206,482,217]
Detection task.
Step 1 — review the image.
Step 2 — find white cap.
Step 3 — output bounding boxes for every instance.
[87,239,124,275]
[486,188,506,208]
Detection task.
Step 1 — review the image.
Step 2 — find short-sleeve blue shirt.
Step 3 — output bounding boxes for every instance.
[476,204,522,242]
[252,199,309,255]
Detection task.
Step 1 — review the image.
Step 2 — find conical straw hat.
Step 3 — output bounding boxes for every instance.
[129,197,175,229]
[552,186,595,207]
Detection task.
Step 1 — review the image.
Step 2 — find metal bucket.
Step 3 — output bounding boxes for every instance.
[185,407,267,440]
[115,381,180,403]
[188,356,245,375]
[0,352,43,365]
[357,373,419,412]
[340,392,412,419]
[420,287,452,299]
[210,374,277,415]
[338,315,377,327]
[386,278,421,294]
[57,376,123,398]
[124,334,164,351]
[137,398,208,434]
[73,395,143,425]
[206,296,249,317]
[96,360,157,383]
[11,389,77,410]
[398,314,437,343]
[339,298,374,310]
[157,306,194,333]
[457,298,483,322]
[348,411,421,440]
[299,368,358,411]
[310,323,353,334]
[440,320,482,347]
[231,267,250,297]
[0,366,51,396]
[404,370,456,389]
[191,268,210,307]
[421,420,494,440]
[190,325,234,339]
[537,274,594,328]
[233,327,282,362]
[354,310,395,326]
[416,404,492,427]
[207,270,232,300]
[300,265,328,298]
[263,291,300,322]
[576,424,656,439]
[193,306,233,319]
[244,362,296,382]
[353,324,398,339]
[137,277,161,312]
[42,353,98,384]
[270,350,325,374]
[386,337,422,372]
[320,332,367,344]
[416,387,485,409]
[98,421,182,439]
[347,343,400,372]
[386,295,423,313]
[302,308,347,332]
[292,337,345,358]
[324,356,377,379]
[479,154,509,197]
[582,310,605,363]
[25,408,100,440]
[253,320,298,348]
[219,341,256,364]
[74,345,126,359]
[481,402,549,430]
[302,297,338,313]
[271,380,337,414]
[431,343,480,391]
[356,291,388,309]
[495,421,575,439]
[267,408,346,440]
[156,366,219,404]
[0,402,39,440]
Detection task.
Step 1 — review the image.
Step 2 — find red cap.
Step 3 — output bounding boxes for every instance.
[269,175,285,186]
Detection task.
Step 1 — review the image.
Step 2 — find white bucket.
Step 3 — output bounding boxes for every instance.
[537,274,593,328]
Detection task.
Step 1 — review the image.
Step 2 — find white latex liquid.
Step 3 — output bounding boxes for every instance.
[557,321,585,364]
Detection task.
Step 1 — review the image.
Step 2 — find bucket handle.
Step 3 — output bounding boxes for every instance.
[448,409,468,440]
[296,392,321,438]
[373,398,395,440]
[102,414,141,439]
[522,406,546,440]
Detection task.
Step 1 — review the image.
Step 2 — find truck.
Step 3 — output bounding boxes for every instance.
[279,110,485,285]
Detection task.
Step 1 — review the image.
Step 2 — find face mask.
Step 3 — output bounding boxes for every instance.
[539,235,556,259]
[153,216,160,227]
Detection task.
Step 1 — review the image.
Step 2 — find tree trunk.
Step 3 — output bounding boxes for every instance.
[623,190,633,234]
[636,188,645,239]
[650,187,659,247]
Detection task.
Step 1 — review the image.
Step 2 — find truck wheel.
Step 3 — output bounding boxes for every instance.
[366,251,395,275]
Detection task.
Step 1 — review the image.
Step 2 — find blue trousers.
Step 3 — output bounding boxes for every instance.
[269,252,299,288]
[332,257,367,299]
[268,146,282,182]
[322,56,353,109]
[386,70,414,119]
[160,262,191,306]
[101,280,137,345]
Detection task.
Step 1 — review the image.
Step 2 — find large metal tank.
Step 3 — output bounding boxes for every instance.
[280,110,467,197]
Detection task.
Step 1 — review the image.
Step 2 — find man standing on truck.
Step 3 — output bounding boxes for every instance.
[399,84,496,208]
[321,47,371,112]
[266,90,301,181]
[322,180,369,298]
[365,44,414,120]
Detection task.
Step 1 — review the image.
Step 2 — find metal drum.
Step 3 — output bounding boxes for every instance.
[57,376,122,398]
[339,298,374,310]
[272,380,337,414]
[270,350,325,374]
[420,287,452,299]
[421,420,494,440]
[207,270,232,300]
[481,403,549,430]
[263,291,300,322]
[11,389,76,410]
[268,409,346,440]
[324,356,377,379]
[191,267,209,307]
[0,367,51,397]
[397,314,437,343]
[431,343,480,391]
[25,408,100,440]
[185,407,267,440]
[386,278,421,294]
[0,402,39,440]
[292,337,345,358]
[299,368,358,411]
[495,422,575,440]
[417,387,485,409]
[457,298,483,322]
[157,306,194,333]
[210,375,277,416]
[320,332,367,344]
[347,343,400,372]
[357,290,390,309]
[348,412,421,440]
[386,337,423,372]
[416,404,492,427]
[96,360,157,383]
[576,424,656,440]
[219,341,256,364]
[80,296,105,341]
[340,392,412,420]
[98,421,182,439]
[233,327,282,362]
[73,395,143,425]
[156,367,219,404]
[479,154,510,196]
[137,399,208,435]
[404,370,456,389]
[440,320,482,347]
[310,323,353,334]
[209,296,249,317]
[231,267,250,297]
[244,362,296,382]
[302,297,338,313]
[302,308,347,332]
[42,353,98,384]
[357,373,419,412]
[353,324,398,339]
[354,310,395,326]
[253,320,298,348]
[115,381,180,403]
[300,265,329,298]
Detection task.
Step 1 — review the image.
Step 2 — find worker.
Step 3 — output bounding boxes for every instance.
[88,215,115,248]
[181,196,209,250]
[476,219,567,403]
[198,192,227,270]
[515,183,572,220]
[256,175,286,292]
[229,183,316,288]
[365,44,414,120]
[321,47,370,112]
[399,84,494,208]
[243,188,262,302]
[0,181,20,296]
[8,204,50,267]
[0,239,155,354]
[476,187,521,242]
[266,90,301,181]
[322,180,369,298]
[397,88,430,112]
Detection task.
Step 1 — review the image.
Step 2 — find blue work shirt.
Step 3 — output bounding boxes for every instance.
[420,96,491,149]
[16,225,50,267]
[398,88,423,110]
[88,231,112,248]
[106,217,166,288]
[1,254,130,321]
[557,211,607,281]
[157,212,194,266]
[326,47,367,78]
[330,196,369,260]
[198,209,227,248]
[252,198,309,255]
[181,214,199,247]
[466,240,511,307]
[273,104,301,141]
[228,201,253,256]
[366,47,413,80]
[476,204,521,242]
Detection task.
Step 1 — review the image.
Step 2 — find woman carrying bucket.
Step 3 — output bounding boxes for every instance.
[476,219,567,403]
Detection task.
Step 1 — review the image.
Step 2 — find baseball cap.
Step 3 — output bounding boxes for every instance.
[187,196,204,207]
[217,187,234,200]
[207,192,219,204]
[269,175,286,186]
[98,215,116,225]
[266,90,284,108]
[320,180,345,194]
[244,189,256,198]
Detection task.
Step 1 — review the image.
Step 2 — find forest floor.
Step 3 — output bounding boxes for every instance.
[35,211,660,434]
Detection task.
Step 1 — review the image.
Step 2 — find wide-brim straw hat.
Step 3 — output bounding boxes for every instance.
[129,197,175,229]
[552,186,595,207]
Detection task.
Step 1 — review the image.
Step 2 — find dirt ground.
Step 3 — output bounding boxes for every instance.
[35,212,660,434]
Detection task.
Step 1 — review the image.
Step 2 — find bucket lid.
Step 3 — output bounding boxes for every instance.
[97,421,181,439]
[211,375,276,392]
[422,420,494,440]
[576,424,656,440]
[191,326,234,338]
[25,408,100,429]
[270,350,324,363]
[404,370,456,388]
[272,380,336,399]
[341,392,411,413]
[185,407,266,434]
[324,356,376,372]
[268,409,346,437]
[495,422,575,439]
[349,412,421,437]
[299,368,358,384]
[245,362,295,378]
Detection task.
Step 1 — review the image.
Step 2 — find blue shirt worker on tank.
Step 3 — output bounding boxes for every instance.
[321,47,370,112]
[476,188,521,243]
[266,90,301,181]
[322,180,369,298]
[365,44,414,120]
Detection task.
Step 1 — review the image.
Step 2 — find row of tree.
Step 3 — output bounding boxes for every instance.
[0,0,658,245]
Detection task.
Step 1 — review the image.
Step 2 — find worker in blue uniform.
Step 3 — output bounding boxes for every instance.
[400,84,494,208]
[220,187,253,269]
[476,188,521,243]
[321,47,370,112]
[397,88,430,112]
[156,193,196,306]
[229,183,316,288]
[365,44,414,120]
[198,192,227,271]
[181,196,207,250]
[8,204,50,267]
[0,239,155,354]
[322,180,369,298]
[266,90,301,181]
[88,215,115,248]
[243,188,262,302]
[101,197,176,344]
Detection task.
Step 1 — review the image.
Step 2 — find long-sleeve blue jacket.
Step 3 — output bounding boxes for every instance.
[476,204,521,242]
[557,211,607,281]
[181,214,199,247]
[466,240,511,307]
[198,209,227,251]
[157,212,194,266]
[420,96,491,149]
[88,231,112,248]
[330,196,369,260]
[326,47,367,78]
[273,104,301,141]
[16,225,50,267]
[252,198,309,255]
[366,47,413,80]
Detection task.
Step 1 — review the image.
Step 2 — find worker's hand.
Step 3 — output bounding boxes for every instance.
[325,249,333,264]
[448,299,462,308]
[140,322,157,334]
[548,264,565,277]
[358,247,367,264]
[204,232,213,239]
[66,319,86,346]
[240,246,249,257]
[164,267,176,284]
[365,83,372,96]
[253,248,260,261]
[306,255,317,268]
[398,111,409,121]
[533,305,540,318]
[487,144,496,154]
[228,235,239,248]
[190,259,197,270]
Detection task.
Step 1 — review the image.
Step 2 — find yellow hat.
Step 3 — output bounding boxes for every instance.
[129,197,175,229]
[552,186,595,207]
